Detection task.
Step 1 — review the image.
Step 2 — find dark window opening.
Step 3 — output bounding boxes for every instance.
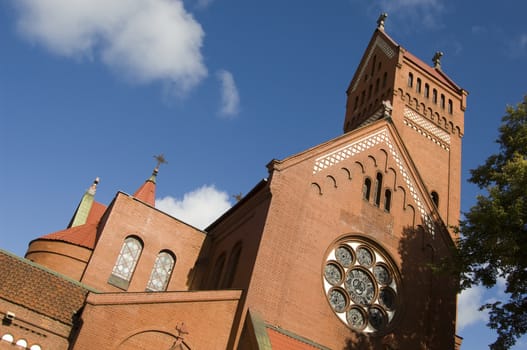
[384,189,392,212]
[431,191,439,207]
[374,173,383,207]
[363,178,372,201]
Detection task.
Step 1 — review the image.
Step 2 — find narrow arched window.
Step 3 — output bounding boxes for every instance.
[408,73,413,87]
[363,178,372,201]
[146,251,175,292]
[432,89,438,104]
[375,78,380,93]
[354,96,359,110]
[210,253,226,289]
[374,173,383,207]
[440,94,445,109]
[424,83,430,98]
[109,236,143,289]
[1,334,14,342]
[222,243,242,288]
[448,99,453,114]
[384,189,392,212]
[431,191,439,207]
[368,84,373,99]
[382,72,387,88]
[416,78,422,93]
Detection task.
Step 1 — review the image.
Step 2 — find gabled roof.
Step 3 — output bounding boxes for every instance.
[0,249,92,325]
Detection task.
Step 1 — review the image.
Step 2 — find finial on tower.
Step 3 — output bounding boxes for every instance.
[153,154,168,174]
[377,13,388,30]
[87,177,100,195]
[432,51,444,69]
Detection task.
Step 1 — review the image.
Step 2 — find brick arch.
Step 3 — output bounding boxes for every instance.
[326,175,337,189]
[311,182,322,195]
[340,167,352,180]
[117,330,188,350]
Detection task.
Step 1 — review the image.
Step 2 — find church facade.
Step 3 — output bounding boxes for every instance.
[0,17,467,350]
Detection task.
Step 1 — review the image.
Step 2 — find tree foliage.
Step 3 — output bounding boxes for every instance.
[457,95,527,350]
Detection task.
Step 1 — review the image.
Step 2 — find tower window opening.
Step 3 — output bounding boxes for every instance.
[384,189,392,212]
[408,73,413,87]
[424,83,430,98]
[416,78,422,93]
[363,178,372,201]
[361,91,365,105]
[354,96,359,110]
[432,89,438,104]
[375,78,380,93]
[440,94,445,109]
[368,84,373,99]
[448,99,453,114]
[374,173,383,207]
[431,191,439,207]
[382,72,387,88]
[109,236,143,289]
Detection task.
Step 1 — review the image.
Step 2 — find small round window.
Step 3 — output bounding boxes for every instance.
[323,237,400,333]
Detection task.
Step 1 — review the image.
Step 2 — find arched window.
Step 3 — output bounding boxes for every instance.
[416,78,422,93]
[363,178,372,201]
[384,189,392,212]
[382,72,387,88]
[374,173,383,207]
[222,243,242,288]
[354,96,359,110]
[109,236,143,289]
[361,90,365,105]
[1,334,14,342]
[448,99,453,114]
[16,339,28,347]
[440,94,445,109]
[408,73,413,87]
[30,345,42,350]
[432,89,438,104]
[375,78,380,93]
[146,251,176,292]
[431,191,439,207]
[424,83,430,98]
[210,254,226,289]
[368,84,372,99]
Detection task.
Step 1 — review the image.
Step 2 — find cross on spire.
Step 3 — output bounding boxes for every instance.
[153,154,168,171]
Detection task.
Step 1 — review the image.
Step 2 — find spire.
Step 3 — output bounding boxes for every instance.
[133,154,167,206]
[69,177,99,228]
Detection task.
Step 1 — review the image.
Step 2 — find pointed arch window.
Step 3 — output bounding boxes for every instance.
[416,78,422,93]
[432,89,438,104]
[374,173,383,207]
[440,94,446,109]
[109,236,143,289]
[222,243,242,288]
[424,83,430,98]
[210,253,226,289]
[382,72,387,88]
[448,99,453,114]
[146,251,176,292]
[363,178,372,201]
[408,73,414,87]
[384,189,392,212]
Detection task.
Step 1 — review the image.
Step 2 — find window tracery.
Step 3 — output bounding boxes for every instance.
[146,251,175,292]
[109,236,143,289]
[323,238,400,333]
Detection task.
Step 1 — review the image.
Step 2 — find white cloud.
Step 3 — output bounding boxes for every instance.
[457,285,489,331]
[194,0,215,10]
[216,69,240,118]
[15,0,207,94]
[156,185,232,229]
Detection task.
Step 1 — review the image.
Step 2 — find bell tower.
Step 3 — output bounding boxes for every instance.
[343,14,468,232]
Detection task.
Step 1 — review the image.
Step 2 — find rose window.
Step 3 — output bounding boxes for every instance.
[323,238,399,333]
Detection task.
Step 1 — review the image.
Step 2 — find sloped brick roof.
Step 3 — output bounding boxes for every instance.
[39,223,98,249]
[0,250,91,325]
[266,326,330,350]
[133,179,156,206]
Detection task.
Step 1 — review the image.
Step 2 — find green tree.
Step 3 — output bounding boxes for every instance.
[457,96,527,350]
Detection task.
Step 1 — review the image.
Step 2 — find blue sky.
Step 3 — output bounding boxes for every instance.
[1,0,526,348]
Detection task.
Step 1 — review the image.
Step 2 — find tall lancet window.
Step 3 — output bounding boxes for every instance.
[146,251,176,292]
[374,173,383,207]
[109,236,143,289]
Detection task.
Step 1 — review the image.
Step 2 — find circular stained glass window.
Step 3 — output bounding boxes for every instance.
[323,237,400,333]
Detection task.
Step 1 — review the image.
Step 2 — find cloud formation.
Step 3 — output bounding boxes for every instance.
[217,69,240,118]
[15,0,207,93]
[457,285,489,331]
[156,185,232,230]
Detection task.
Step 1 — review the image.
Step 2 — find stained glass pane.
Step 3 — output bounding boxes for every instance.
[146,252,175,291]
[111,237,142,281]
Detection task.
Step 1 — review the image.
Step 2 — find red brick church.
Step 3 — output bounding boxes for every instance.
[0,15,467,350]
